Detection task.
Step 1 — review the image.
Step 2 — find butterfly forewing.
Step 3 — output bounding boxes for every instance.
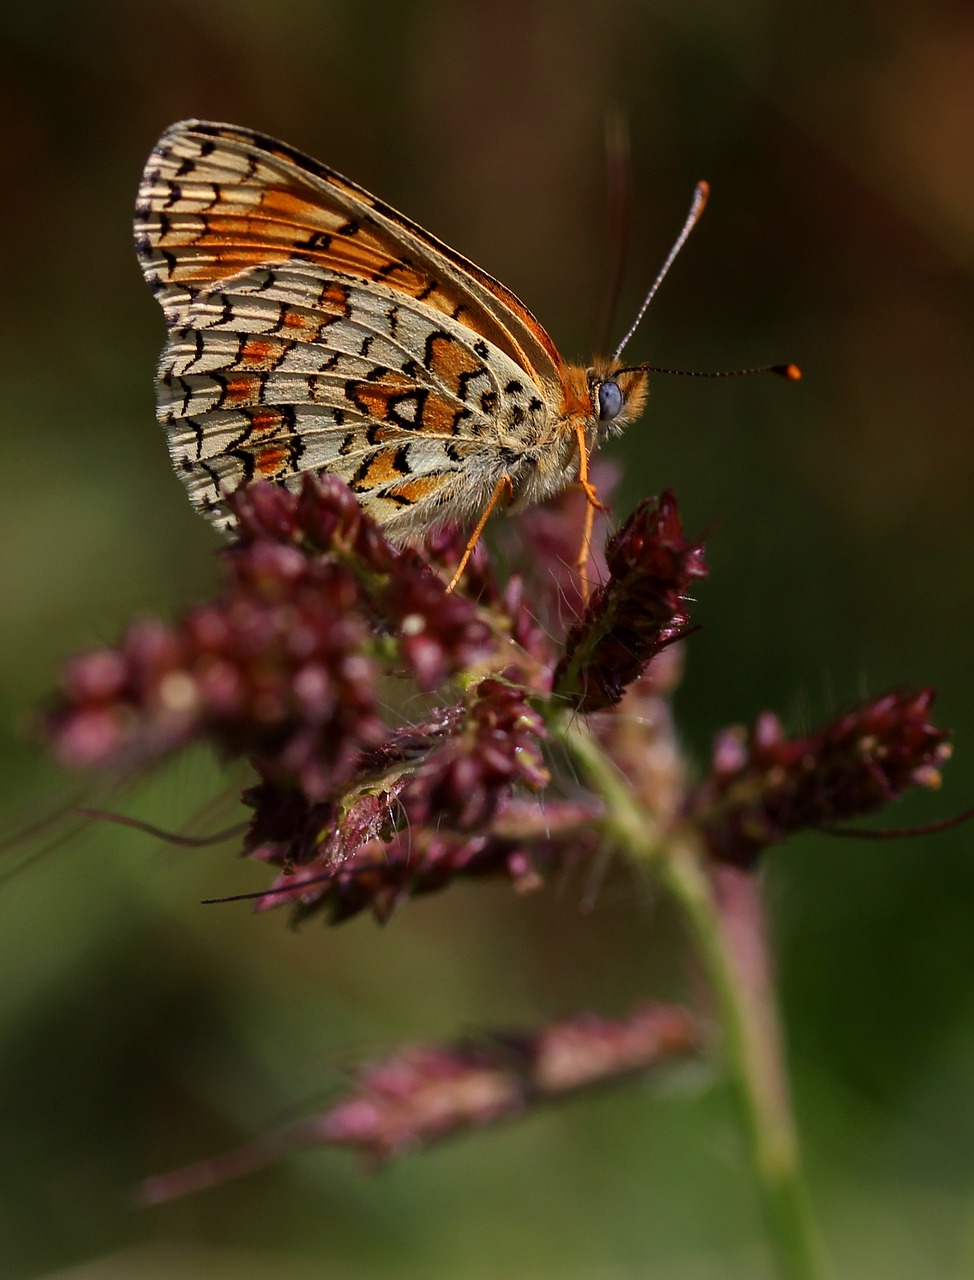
[136,122,564,385]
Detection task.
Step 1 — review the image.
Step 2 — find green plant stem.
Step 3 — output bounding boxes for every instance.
[558,719,831,1280]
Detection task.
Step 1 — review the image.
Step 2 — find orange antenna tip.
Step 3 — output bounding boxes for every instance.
[778,363,802,381]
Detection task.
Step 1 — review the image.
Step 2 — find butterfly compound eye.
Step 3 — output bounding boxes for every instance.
[597,380,624,422]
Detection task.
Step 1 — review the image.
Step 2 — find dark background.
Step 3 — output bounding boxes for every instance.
[2,2,973,1276]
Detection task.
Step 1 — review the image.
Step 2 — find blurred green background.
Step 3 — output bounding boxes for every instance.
[2,1,973,1276]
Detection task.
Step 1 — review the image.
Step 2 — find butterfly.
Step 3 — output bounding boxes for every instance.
[135,121,783,586]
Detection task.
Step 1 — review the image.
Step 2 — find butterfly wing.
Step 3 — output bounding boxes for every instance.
[135,122,581,530]
[159,259,561,531]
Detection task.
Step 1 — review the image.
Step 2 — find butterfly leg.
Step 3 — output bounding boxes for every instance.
[572,421,608,598]
[445,473,514,594]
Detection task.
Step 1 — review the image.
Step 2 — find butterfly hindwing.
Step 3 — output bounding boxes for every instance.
[157,260,555,532]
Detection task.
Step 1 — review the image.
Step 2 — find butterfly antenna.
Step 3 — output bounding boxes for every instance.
[637,362,803,380]
[612,180,710,362]
[594,105,633,356]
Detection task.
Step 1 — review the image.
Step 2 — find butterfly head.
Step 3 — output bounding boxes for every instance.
[567,358,649,440]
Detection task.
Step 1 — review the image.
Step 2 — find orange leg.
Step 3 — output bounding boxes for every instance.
[572,421,607,598]
[446,473,514,594]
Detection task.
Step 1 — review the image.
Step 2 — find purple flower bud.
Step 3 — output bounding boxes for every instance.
[553,492,707,712]
[688,688,952,866]
[138,1002,699,1199]
[247,798,601,924]
[46,539,386,798]
[313,1002,699,1163]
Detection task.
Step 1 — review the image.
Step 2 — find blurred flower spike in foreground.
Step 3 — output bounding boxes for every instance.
[140,1002,701,1203]
[44,470,954,1215]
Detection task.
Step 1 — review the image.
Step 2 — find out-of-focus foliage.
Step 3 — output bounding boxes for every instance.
[2,2,973,1276]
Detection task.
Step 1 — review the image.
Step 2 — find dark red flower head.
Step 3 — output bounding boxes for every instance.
[688,688,952,867]
[553,492,707,712]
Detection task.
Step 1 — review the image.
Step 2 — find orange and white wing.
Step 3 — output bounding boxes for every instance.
[157,260,561,531]
[135,121,572,531]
